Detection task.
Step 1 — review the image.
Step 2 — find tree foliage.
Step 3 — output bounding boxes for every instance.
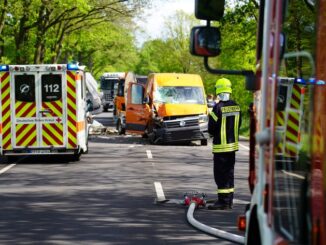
[0,0,148,65]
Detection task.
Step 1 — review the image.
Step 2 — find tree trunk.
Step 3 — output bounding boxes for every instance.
[0,0,8,59]
[34,4,50,64]
[51,22,66,63]
[15,13,29,63]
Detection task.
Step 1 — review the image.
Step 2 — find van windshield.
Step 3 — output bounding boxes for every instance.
[154,86,205,104]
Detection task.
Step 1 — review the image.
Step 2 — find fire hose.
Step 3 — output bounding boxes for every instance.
[186,201,245,244]
[155,190,245,244]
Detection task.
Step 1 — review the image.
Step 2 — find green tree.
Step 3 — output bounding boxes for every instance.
[1,0,150,64]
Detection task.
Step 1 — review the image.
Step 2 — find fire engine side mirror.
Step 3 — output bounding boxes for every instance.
[195,0,225,21]
[190,26,221,57]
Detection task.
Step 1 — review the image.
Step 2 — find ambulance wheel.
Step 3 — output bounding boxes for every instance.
[201,139,208,146]
[117,119,125,135]
[70,153,81,162]
[7,156,18,163]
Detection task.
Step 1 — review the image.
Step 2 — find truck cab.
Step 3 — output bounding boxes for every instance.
[125,73,209,145]
[99,72,125,112]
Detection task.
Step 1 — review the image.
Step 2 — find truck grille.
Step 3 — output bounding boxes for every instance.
[164,118,199,128]
[105,94,113,101]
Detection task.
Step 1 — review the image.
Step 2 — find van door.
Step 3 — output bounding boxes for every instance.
[39,72,65,148]
[125,83,148,134]
[12,73,38,148]
[12,72,65,150]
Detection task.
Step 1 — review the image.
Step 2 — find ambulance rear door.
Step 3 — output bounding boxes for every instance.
[12,70,66,152]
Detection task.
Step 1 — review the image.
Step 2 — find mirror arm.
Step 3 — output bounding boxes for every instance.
[204,57,254,77]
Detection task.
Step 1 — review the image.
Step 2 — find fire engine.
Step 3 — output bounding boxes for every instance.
[190,0,326,244]
[0,64,89,161]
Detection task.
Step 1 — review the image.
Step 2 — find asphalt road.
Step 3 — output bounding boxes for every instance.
[0,111,251,245]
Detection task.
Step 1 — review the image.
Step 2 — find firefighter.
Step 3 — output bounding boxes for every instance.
[208,78,241,210]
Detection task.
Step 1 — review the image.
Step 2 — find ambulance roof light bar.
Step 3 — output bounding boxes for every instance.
[67,63,79,71]
[0,65,9,71]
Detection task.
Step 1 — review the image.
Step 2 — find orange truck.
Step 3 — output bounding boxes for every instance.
[124,73,209,145]
[113,72,147,135]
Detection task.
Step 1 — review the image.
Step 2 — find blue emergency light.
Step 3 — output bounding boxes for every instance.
[0,65,9,71]
[67,63,79,71]
[294,78,307,85]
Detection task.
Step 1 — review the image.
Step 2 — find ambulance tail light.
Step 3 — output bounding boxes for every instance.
[237,215,246,231]
[0,65,9,71]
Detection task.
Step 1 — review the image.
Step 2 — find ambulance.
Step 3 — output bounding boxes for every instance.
[0,64,89,161]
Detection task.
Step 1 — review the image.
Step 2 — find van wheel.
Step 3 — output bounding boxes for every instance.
[70,153,81,162]
[7,156,18,163]
[117,119,125,135]
[201,139,208,146]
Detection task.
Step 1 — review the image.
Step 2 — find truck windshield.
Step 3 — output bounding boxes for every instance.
[101,79,117,90]
[154,86,205,104]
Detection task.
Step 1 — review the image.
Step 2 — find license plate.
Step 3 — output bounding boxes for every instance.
[30,150,51,154]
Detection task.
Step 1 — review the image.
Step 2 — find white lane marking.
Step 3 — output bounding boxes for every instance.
[282,170,305,179]
[0,164,16,175]
[146,150,153,159]
[239,143,249,150]
[154,182,166,202]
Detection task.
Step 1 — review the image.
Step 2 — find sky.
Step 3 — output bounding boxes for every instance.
[135,0,195,46]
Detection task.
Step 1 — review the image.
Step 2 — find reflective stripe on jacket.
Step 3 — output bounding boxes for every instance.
[208,100,241,153]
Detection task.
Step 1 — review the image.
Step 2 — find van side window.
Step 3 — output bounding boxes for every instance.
[131,85,143,104]
[15,75,35,102]
[41,74,62,102]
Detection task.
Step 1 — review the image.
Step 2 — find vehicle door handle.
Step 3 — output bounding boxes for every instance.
[39,109,52,114]
[129,108,134,111]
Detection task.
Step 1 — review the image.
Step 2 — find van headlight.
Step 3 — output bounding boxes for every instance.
[198,114,208,123]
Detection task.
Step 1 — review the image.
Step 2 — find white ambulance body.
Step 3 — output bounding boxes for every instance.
[0,64,88,161]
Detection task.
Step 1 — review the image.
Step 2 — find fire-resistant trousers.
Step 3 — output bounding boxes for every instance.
[213,152,236,205]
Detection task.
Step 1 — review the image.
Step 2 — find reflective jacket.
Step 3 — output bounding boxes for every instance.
[208,100,241,153]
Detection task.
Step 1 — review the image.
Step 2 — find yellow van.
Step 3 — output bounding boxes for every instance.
[125,73,209,145]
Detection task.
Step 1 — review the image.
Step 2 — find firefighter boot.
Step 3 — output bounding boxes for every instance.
[207,200,231,210]
[208,193,232,210]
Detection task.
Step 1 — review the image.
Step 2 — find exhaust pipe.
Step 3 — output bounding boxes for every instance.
[187,202,245,244]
